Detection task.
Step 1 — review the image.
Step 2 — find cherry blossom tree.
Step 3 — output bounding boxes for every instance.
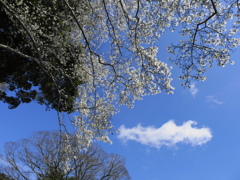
[168,0,240,86]
[67,0,240,145]
[1,0,240,146]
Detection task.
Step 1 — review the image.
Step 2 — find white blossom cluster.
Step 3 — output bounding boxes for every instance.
[2,0,240,147]
[68,0,177,145]
[59,0,240,145]
[167,0,240,85]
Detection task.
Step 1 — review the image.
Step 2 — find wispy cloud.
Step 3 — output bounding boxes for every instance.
[189,83,199,97]
[206,95,223,105]
[118,120,212,149]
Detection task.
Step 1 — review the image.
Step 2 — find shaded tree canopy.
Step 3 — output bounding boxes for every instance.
[1,0,240,144]
[0,0,84,112]
[0,131,131,180]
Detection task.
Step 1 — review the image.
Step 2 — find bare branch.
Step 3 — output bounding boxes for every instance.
[0,44,37,61]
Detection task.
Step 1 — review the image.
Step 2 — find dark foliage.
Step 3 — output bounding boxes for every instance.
[0,0,83,112]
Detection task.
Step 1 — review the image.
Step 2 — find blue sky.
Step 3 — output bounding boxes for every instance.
[102,60,240,180]
[1,33,240,180]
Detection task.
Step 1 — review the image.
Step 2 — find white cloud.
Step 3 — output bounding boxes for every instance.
[118,120,212,149]
[206,96,223,105]
[189,83,199,97]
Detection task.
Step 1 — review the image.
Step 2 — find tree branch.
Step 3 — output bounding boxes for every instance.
[0,0,42,63]
[0,44,37,60]
[191,0,218,53]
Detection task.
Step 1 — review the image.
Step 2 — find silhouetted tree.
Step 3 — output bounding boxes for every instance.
[0,131,131,180]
